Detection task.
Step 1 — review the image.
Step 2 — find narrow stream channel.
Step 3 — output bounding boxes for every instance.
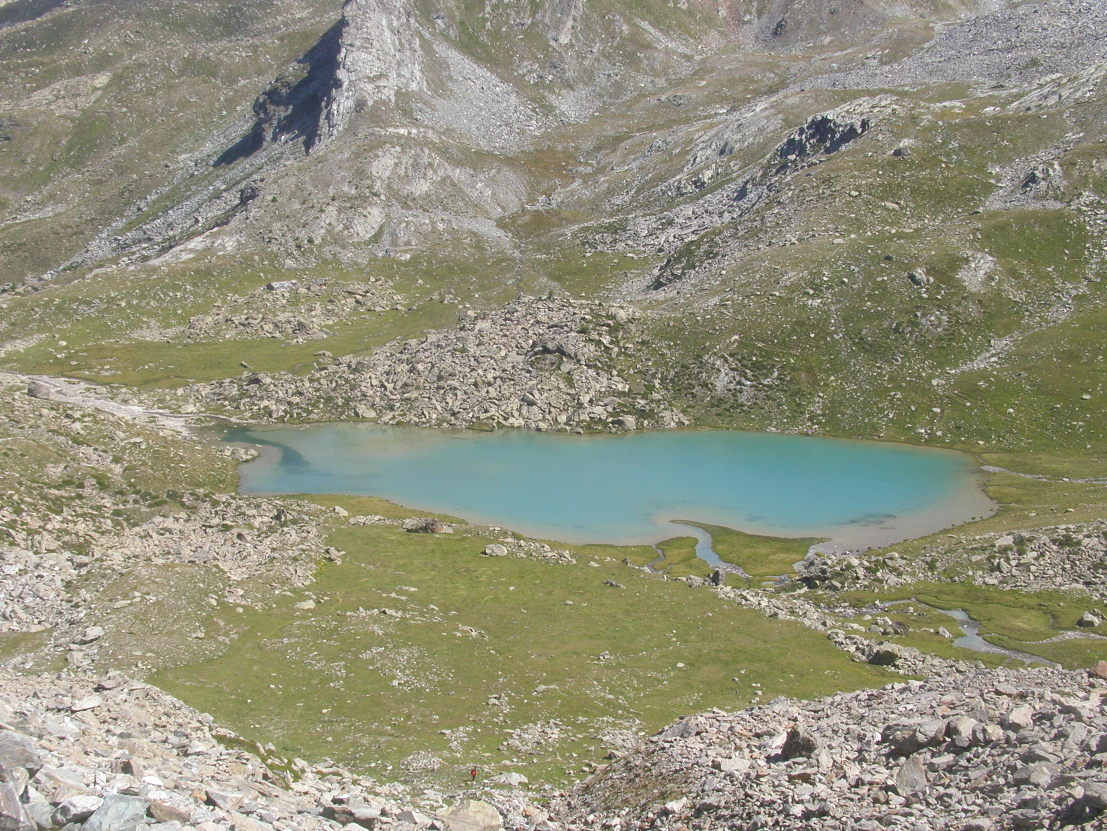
[886,600,1058,666]
[647,522,752,578]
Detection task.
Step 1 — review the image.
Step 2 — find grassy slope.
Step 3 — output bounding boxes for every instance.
[0,378,900,789]
[155,522,893,788]
[0,251,492,385]
[654,535,699,576]
[6,6,1102,464]
[1,0,1105,795]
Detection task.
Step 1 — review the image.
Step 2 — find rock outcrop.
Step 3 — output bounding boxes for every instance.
[645,103,879,289]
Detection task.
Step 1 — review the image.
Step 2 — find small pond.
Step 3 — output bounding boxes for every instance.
[227,424,994,551]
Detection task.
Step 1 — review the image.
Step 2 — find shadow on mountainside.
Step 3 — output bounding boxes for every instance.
[214,18,343,166]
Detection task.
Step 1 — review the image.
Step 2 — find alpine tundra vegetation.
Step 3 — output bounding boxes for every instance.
[0,0,1106,829]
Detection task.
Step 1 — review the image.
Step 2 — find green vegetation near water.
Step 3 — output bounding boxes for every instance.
[683,522,825,579]
[155,522,894,788]
[836,582,1107,669]
[654,536,699,576]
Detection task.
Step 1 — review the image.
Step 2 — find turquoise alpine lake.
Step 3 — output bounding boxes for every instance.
[227,424,995,551]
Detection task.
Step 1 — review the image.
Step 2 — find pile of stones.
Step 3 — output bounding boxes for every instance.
[0,668,519,831]
[193,297,685,431]
[557,666,1107,830]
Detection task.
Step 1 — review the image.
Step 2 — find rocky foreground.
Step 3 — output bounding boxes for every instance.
[558,667,1107,831]
[5,664,1107,831]
[0,667,538,831]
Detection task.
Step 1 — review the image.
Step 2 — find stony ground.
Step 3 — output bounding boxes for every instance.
[184,297,685,431]
[0,375,546,829]
[0,666,531,831]
[557,666,1107,830]
[794,522,1107,601]
[0,370,1105,831]
[147,278,403,344]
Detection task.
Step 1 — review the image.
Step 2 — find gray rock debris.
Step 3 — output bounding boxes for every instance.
[165,278,401,343]
[0,668,523,831]
[556,667,1107,830]
[195,296,684,432]
[795,521,1107,601]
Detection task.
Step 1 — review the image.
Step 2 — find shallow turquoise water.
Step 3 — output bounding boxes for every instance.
[228,425,993,549]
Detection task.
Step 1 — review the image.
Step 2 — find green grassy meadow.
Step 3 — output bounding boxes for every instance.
[155,522,894,788]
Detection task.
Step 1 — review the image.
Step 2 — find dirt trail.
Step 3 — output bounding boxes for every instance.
[1,370,225,436]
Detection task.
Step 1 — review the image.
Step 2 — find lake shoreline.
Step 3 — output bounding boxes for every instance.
[227,421,997,561]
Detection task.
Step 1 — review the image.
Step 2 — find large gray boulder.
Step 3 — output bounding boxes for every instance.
[52,794,102,826]
[439,799,503,831]
[0,779,33,831]
[24,381,52,400]
[0,733,43,776]
[83,794,149,831]
[894,756,929,795]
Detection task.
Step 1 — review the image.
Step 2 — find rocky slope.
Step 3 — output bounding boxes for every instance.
[794,521,1107,600]
[557,666,1107,830]
[6,662,1107,831]
[0,666,533,831]
[185,296,684,430]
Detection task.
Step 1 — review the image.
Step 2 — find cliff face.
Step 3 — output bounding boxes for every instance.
[324,0,426,136]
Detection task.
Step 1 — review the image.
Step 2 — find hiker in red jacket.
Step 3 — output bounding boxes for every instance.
[470,766,478,781]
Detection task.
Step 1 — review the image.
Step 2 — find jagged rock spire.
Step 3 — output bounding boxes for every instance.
[323,0,426,139]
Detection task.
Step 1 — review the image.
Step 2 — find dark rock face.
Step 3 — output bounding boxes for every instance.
[0,0,65,31]
[776,727,818,761]
[238,182,261,206]
[777,114,871,169]
[215,19,344,165]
